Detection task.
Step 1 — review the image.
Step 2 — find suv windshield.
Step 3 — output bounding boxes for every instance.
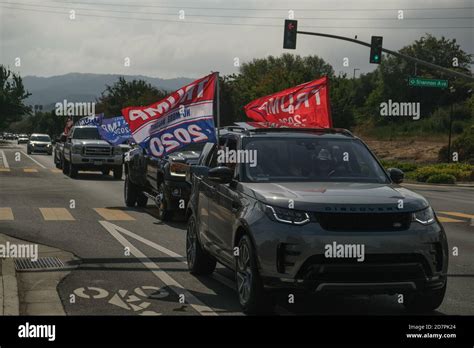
[73,127,100,140]
[242,137,389,184]
[30,135,51,142]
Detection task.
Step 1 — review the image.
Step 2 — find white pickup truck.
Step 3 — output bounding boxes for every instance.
[62,126,124,179]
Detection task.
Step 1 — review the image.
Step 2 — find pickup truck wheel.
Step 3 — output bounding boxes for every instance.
[235,235,274,315]
[156,183,172,221]
[113,166,123,180]
[62,159,69,174]
[124,176,138,207]
[68,160,78,178]
[186,215,216,275]
[136,192,148,208]
[403,283,446,313]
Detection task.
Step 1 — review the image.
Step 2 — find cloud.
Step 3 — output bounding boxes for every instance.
[1,0,472,78]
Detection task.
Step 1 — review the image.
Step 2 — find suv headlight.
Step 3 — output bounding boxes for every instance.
[412,207,435,225]
[170,162,188,177]
[263,204,310,225]
[72,145,82,154]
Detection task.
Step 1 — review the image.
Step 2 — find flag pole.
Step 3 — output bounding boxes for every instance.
[215,71,220,141]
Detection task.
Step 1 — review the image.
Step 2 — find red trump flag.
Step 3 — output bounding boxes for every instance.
[244,76,332,128]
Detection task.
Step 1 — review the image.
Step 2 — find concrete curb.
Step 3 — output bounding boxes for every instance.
[1,258,20,315]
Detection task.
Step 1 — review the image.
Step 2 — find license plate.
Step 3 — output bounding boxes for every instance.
[93,160,103,165]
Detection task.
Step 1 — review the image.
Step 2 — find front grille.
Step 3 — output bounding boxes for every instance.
[297,254,432,281]
[315,212,411,232]
[84,146,111,156]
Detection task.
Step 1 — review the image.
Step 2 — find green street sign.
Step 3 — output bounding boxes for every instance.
[408,77,448,89]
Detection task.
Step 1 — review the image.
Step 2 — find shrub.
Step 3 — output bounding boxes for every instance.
[408,163,473,182]
[381,160,418,173]
[426,174,456,184]
[438,125,474,163]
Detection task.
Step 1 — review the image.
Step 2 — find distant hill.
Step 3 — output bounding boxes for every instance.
[23,73,194,110]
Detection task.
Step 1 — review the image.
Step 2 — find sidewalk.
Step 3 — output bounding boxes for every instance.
[0,233,76,315]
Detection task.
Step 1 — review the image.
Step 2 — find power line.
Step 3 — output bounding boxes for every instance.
[1,4,473,29]
[48,0,474,12]
[2,1,473,21]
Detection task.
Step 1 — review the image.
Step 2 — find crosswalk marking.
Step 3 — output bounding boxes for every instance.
[50,168,62,173]
[94,208,135,221]
[439,211,474,219]
[0,208,14,220]
[39,208,75,221]
[23,168,38,173]
[438,216,464,223]
[0,150,9,168]
[0,168,11,172]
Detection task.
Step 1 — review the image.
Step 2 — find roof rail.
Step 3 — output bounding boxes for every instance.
[248,127,354,136]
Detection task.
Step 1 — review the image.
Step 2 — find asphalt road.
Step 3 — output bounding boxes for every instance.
[0,140,473,316]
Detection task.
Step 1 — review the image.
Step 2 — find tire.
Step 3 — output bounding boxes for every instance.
[102,169,110,176]
[113,166,123,180]
[186,215,216,275]
[136,191,148,208]
[235,235,274,315]
[68,159,78,178]
[62,158,69,175]
[27,148,31,154]
[156,182,172,221]
[124,175,138,207]
[403,283,447,313]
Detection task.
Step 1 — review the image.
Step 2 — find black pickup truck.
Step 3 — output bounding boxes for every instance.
[124,142,205,220]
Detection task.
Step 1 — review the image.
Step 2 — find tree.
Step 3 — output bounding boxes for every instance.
[95,77,167,116]
[0,65,31,130]
[363,34,473,126]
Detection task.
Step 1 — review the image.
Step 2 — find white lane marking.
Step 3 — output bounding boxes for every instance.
[99,220,217,316]
[99,219,237,291]
[20,151,47,169]
[1,150,9,168]
[101,220,184,259]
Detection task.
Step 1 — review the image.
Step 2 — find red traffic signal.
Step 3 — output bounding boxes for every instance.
[283,20,298,49]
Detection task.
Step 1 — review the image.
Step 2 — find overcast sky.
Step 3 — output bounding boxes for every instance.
[0,0,473,79]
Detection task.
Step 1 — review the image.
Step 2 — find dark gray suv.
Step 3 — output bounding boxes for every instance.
[185,126,448,315]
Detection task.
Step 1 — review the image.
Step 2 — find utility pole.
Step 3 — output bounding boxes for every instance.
[353,68,360,79]
[447,87,456,162]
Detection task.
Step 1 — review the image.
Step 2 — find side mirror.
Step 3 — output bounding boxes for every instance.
[208,166,233,184]
[189,165,209,177]
[388,168,404,184]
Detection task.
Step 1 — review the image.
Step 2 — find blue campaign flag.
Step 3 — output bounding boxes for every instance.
[98,116,132,145]
[76,113,104,127]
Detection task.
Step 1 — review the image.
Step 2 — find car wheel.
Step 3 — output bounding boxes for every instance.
[156,183,172,221]
[403,283,447,313]
[27,148,31,154]
[68,159,78,178]
[124,175,138,207]
[235,235,274,315]
[186,215,216,275]
[113,166,123,180]
[102,169,110,176]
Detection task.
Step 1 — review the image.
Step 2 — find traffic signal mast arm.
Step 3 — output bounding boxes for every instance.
[296,30,473,81]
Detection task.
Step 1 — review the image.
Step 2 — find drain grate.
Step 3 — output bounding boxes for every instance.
[14,257,65,271]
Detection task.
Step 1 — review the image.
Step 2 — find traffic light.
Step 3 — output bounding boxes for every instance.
[370,36,383,64]
[283,20,298,49]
